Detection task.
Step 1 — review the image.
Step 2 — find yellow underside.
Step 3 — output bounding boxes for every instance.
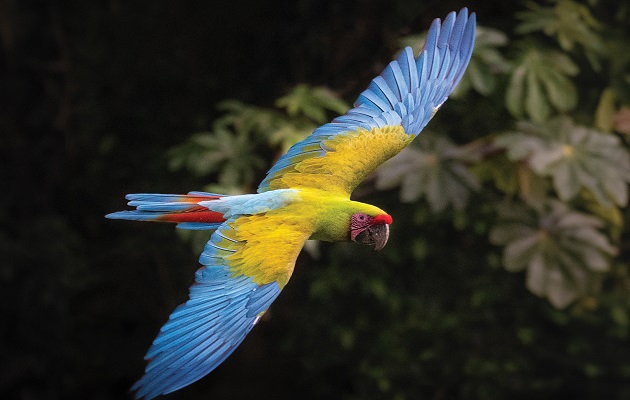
[220,207,313,288]
[268,125,414,196]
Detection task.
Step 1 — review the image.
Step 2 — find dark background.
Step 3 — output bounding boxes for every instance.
[3,1,629,399]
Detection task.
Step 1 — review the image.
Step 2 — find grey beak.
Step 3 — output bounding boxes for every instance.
[354,223,390,251]
[370,223,390,251]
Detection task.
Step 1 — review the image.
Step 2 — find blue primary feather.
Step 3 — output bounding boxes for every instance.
[175,222,222,230]
[125,192,223,203]
[258,8,476,193]
[131,220,283,399]
[105,210,164,221]
[108,192,299,398]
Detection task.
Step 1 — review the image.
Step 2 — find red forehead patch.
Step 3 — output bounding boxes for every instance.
[372,214,393,225]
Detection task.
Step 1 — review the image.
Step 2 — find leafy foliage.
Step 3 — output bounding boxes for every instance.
[375,133,480,212]
[168,101,270,189]
[275,84,349,124]
[272,85,350,153]
[490,201,617,308]
[505,46,578,122]
[495,116,630,207]
[169,86,350,192]
[516,0,605,69]
[452,27,511,97]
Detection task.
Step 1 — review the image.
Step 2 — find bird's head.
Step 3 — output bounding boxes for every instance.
[349,213,392,251]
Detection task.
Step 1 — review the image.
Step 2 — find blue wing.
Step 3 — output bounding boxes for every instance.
[258,8,476,193]
[130,218,299,399]
[129,186,309,399]
[109,191,305,399]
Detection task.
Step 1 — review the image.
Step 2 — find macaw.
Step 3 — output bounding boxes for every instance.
[107,8,475,399]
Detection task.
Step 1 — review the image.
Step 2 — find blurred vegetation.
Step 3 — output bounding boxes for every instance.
[3,0,630,399]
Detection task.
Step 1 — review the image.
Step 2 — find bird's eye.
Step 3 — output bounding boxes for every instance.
[358,214,365,221]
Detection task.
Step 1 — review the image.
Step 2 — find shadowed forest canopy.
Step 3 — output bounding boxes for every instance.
[3,0,630,399]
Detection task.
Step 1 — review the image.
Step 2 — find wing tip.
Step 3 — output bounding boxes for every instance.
[257,8,476,193]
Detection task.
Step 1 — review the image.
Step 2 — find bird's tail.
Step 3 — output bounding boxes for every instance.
[106,192,226,230]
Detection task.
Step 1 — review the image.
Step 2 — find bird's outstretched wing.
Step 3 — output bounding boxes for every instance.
[132,211,311,399]
[258,8,476,196]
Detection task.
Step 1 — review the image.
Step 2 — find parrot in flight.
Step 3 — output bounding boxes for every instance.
[107,8,476,399]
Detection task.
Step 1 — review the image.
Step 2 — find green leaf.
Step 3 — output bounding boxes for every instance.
[595,88,616,132]
[525,67,550,122]
[516,0,605,70]
[458,27,511,96]
[505,47,578,122]
[503,234,539,272]
[467,60,495,96]
[491,200,616,308]
[267,121,317,154]
[505,66,526,118]
[471,153,520,196]
[375,133,480,212]
[539,65,577,112]
[612,306,629,327]
[275,84,349,123]
[517,163,550,209]
[494,116,630,207]
[168,100,278,190]
[551,161,580,200]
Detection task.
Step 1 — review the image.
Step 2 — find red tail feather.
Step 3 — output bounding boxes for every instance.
[157,206,226,224]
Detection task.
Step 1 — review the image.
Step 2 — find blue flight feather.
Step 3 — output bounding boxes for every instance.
[175,222,223,230]
[131,220,282,399]
[258,8,476,193]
